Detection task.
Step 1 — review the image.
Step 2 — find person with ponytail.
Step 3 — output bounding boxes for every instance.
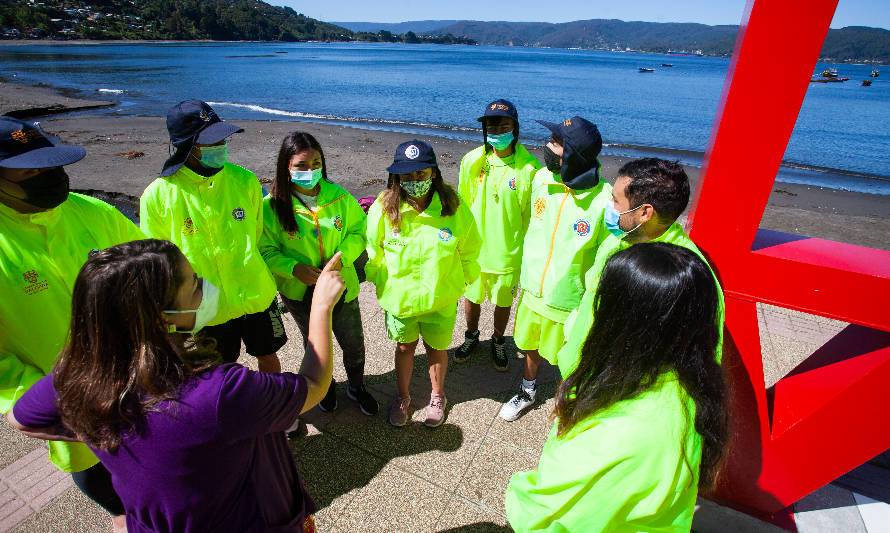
[8,239,345,532]
[505,243,728,532]
[260,131,378,416]
[365,140,481,428]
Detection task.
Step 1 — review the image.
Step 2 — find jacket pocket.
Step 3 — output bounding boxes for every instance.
[548,263,584,312]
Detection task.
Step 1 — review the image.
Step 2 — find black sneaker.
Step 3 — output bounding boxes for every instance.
[318,378,337,412]
[347,383,379,416]
[454,330,480,363]
[491,336,509,372]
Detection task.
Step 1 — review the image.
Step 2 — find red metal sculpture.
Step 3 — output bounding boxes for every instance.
[687,0,890,528]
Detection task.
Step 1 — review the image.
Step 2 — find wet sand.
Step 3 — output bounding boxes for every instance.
[2,81,889,250]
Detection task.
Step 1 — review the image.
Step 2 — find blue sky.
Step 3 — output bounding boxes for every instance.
[274,0,890,29]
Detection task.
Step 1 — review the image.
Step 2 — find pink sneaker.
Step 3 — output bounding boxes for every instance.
[423,394,448,428]
[388,396,411,427]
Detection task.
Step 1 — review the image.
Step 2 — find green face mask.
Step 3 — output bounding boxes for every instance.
[196,144,228,169]
[486,132,515,151]
[400,178,433,198]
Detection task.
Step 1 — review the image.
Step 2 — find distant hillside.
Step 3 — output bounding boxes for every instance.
[332,20,458,34]
[0,0,351,40]
[426,19,890,62]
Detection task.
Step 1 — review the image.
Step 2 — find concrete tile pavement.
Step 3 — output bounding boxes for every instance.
[1,289,887,532]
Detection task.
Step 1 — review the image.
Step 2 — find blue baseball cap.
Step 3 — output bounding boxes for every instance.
[536,116,603,189]
[386,140,438,174]
[161,100,243,176]
[477,99,519,123]
[0,117,86,169]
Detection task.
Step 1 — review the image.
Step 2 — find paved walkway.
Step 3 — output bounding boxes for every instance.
[2,286,888,532]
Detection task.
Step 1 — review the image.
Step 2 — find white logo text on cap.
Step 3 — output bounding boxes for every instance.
[405,145,420,159]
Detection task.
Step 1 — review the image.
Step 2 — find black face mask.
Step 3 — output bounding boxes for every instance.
[542,145,561,173]
[13,167,70,209]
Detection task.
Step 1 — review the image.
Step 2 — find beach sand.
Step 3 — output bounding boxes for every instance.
[2,81,888,250]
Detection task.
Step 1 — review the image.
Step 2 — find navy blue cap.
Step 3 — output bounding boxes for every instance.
[161,100,243,176]
[0,117,85,169]
[387,140,438,174]
[536,116,603,189]
[477,99,518,123]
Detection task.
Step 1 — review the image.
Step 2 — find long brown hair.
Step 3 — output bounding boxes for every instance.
[380,167,460,230]
[270,131,329,234]
[54,239,218,451]
[554,243,728,489]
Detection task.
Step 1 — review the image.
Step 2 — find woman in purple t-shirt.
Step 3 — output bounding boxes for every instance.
[8,239,344,532]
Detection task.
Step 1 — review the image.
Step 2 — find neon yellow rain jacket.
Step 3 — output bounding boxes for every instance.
[259,181,367,303]
[457,144,541,274]
[518,168,612,323]
[558,223,726,378]
[365,191,481,317]
[140,163,277,326]
[506,372,702,532]
[0,194,145,472]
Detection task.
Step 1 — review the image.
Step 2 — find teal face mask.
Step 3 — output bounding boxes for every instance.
[197,144,228,169]
[486,132,515,151]
[290,168,323,189]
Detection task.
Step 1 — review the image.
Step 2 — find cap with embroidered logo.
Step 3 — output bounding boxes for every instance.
[536,116,603,190]
[0,117,85,169]
[387,140,438,174]
[477,99,518,123]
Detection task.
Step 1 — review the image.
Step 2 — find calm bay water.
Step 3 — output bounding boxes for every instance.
[1,42,888,193]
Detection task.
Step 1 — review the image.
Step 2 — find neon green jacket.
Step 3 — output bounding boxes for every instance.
[558,223,726,378]
[506,372,701,532]
[365,191,481,317]
[0,193,144,472]
[259,181,366,303]
[140,163,277,326]
[457,144,541,274]
[518,168,612,322]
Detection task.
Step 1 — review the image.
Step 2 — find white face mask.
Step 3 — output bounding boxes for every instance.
[163,279,220,334]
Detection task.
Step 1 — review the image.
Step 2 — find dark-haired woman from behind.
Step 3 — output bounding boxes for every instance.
[8,239,346,532]
[260,131,377,416]
[505,242,728,532]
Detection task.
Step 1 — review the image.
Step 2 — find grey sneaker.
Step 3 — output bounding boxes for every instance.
[498,386,536,422]
[388,396,411,427]
[423,394,448,427]
[491,336,509,372]
[454,330,480,363]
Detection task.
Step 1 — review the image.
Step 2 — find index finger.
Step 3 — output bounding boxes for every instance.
[321,251,343,273]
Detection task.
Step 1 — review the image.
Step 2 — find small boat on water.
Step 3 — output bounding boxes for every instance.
[661,63,673,67]
[639,67,655,73]
[822,68,839,78]
[811,68,848,83]
[862,79,873,86]
[871,68,880,77]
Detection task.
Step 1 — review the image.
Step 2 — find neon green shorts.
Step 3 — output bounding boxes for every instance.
[513,297,566,364]
[465,271,519,308]
[385,304,458,351]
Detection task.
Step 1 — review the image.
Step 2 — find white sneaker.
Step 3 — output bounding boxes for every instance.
[499,387,536,421]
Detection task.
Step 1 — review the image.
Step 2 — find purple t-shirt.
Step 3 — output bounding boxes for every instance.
[14,363,315,532]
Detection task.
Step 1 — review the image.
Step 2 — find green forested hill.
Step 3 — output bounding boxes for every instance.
[0,0,351,41]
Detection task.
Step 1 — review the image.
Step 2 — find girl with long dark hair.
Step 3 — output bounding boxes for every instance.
[505,243,728,532]
[8,239,345,532]
[260,131,377,415]
[366,140,481,428]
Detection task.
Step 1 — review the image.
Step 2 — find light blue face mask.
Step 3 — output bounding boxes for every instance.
[486,132,515,151]
[196,144,228,169]
[290,168,323,189]
[604,201,644,238]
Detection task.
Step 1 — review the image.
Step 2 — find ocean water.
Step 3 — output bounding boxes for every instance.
[1,42,888,193]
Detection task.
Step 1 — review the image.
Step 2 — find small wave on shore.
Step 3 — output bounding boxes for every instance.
[97,88,125,94]
[207,101,480,134]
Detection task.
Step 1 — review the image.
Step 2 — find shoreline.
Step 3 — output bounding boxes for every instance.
[5,75,884,193]
[1,79,888,250]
